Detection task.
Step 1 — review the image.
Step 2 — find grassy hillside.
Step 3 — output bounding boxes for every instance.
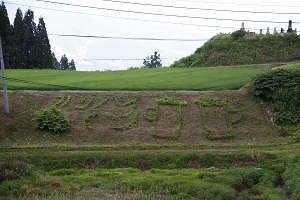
[171,33,300,68]
[4,66,274,90]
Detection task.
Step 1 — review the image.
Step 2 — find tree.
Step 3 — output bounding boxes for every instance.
[143,51,162,68]
[2,6,70,70]
[35,17,53,69]
[0,2,12,39]
[52,52,59,69]
[0,2,13,68]
[59,54,69,70]
[0,2,10,35]
[69,59,76,70]
[231,29,246,40]
[58,54,76,70]
[23,9,37,68]
[12,8,25,69]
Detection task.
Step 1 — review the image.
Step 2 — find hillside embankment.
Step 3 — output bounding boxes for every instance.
[0,86,284,147]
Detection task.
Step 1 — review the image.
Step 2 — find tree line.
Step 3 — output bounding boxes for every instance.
[0,2,75,70]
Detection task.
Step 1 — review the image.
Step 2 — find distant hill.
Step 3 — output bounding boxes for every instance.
[171,32,300,68]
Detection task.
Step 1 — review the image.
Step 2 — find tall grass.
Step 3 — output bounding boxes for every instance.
[4,67,270,91]
[0,164,283,199]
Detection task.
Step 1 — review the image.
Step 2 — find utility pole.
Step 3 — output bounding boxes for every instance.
[0,35,9,114]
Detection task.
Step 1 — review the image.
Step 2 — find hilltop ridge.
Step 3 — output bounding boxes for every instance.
[171,33,300,68]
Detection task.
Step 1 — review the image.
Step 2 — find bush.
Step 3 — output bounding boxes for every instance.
[282,159,300,199]
[231,29,246,40]
[251,68,300,100]
[0,161,34,182]
[273,87,300,125]
[251,67,300,125]
[33,106,70,132]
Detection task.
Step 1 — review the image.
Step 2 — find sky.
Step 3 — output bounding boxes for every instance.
[4,0,300,71]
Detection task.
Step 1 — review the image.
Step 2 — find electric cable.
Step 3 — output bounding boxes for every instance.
[35,0,297,24]
[48,33,210,41]
[99,0,300,15]
[79,57,181,61]
[170,0,300,8]
[4,2,242,29]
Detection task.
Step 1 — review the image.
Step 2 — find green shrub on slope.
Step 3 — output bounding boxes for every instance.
[33,106,70,132]
[251,68,300,100]
[282,158,300,200]
[273,87,300,125]
[251,65,300,126]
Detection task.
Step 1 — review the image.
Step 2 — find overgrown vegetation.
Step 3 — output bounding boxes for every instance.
[273,87,300,125]
[251,64,300,127]
[0,160,35,182]
[252,67,300,100]
[171,33,300,68]
[231,29,246,41]
[0,151,299,199]
[33,106,70,132]
[282,158,300,200]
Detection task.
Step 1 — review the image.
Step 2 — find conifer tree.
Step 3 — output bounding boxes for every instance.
[52,52,60,69]
[0,2,13,68]
[143,51,162,68]
[12,8,25,69]
[69,59,76,70]
[23,9,36,69]
[0,2,11,37]
[59,54,69,70]
[36,17,53,69]
[2,5,71,70]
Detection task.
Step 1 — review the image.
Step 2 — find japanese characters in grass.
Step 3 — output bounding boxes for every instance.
[46,95,242,140]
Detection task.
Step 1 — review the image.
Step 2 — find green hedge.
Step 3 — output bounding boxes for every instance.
[251,66,300,126]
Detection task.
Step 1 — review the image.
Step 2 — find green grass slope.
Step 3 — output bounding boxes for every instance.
[171,33,300,68]
[4,66,272,90]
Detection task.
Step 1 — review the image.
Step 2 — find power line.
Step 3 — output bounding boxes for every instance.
[35,0,296,24]
[99,0,300,15]
[79,57,181,61]
[5,1,241,30]
[170,0,300,8]
[7,1,294,31]
[48,33,210,41]
[49,32,300,42]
